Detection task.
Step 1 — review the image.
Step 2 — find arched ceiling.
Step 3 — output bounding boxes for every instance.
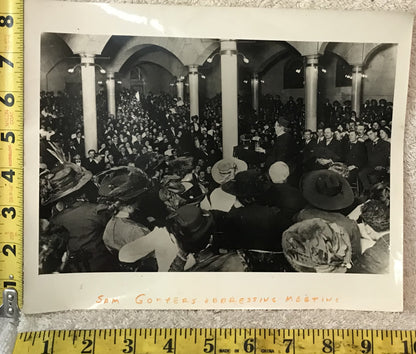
[42,34,396,83]
[238,41,292,74]
[119,46,186,77]
[326,42,380,66]
[363,43,396,66]
[109,36,219,72]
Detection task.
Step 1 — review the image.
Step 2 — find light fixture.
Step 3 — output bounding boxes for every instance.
[243,80,248,84]
[240,53,250,64]
[97,81,103,85]
[206,50,249,64]
[321,68,327,73]
[117,80,122,84]
[200,74,206,80]
[295,68,301,74]
[67,63,107,74]
[260,80,265,84]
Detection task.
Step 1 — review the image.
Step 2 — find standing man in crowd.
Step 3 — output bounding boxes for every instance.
[266,117,299,173]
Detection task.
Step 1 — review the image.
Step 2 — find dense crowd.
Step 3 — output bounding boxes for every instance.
[38,89,391,275]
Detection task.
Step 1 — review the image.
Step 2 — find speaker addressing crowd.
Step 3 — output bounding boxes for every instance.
[38,89,391,275]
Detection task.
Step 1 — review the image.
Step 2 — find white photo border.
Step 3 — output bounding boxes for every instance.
[24,0,412,313]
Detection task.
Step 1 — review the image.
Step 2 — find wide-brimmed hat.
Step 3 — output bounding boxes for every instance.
[222,170,272,200]
[98,166,150,202]
[159,174,206,212]
[167,156,194,176]
[41,163,92,205]
[167,205,214,253]
[211,157,248,185]
[282,218,352,273]
[300,170,354,211]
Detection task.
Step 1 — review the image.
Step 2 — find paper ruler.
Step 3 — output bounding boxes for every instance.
[0,0,24,311]
[13,328,416,353]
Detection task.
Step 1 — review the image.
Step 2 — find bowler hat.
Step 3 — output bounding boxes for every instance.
[167,205,214,253]
[300,170,354,211]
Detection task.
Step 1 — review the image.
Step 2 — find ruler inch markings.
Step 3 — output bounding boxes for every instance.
[0,0,23,309]
[12,329,416,353]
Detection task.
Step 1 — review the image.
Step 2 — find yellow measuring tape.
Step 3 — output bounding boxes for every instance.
[12,328,416,353]
[0,0,24,309]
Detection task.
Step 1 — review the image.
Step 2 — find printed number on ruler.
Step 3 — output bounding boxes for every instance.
[0,0,24,309]
[12,329,416,354]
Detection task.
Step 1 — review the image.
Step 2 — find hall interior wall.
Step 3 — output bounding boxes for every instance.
[362,45,397,103]
[41,43,397,107]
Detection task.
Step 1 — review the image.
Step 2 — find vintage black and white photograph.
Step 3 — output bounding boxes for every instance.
[24,1,412,312]
[38,33,395,275]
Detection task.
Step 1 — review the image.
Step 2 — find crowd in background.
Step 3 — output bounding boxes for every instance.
[38,88,392,274]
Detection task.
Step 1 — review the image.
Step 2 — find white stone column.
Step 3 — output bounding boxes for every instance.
[176,79,184,100]
[189,65,199,118]
[80,54,98,155]
[220,40,238,159]
[351,65,363,119]
[304,55,319,131]
[251,73,259,113]
[106,72,116,117]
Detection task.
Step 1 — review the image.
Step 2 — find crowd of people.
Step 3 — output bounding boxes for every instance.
[38,88,391,274]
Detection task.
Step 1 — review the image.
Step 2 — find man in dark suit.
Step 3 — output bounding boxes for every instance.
[72,131,85,157]
[314,127,343,168]
[344,130,367,183]
[266,117,299,171]
[359,128,390,191]
[300,129,317,171]
[83,149,104,175]
[320,127,344,160]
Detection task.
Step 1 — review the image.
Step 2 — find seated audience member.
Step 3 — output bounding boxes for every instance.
[119,205,246,272]
[300,129,317,171]
[379,126,391,143]
[215,170,293,252]
[99,167,152,254]
[83,149,104,175]
[200,157,248,212]
[344,130,367,183]
[263,161,306,216]
[315,127,343,167]
[355,123,368,142]
[299,170,361,260]
[41,159,117,273]
[359,128,390,191]
[348,200,390,274]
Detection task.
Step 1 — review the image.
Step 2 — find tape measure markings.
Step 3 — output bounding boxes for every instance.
[0,0,23,309]
[14,328,416,354]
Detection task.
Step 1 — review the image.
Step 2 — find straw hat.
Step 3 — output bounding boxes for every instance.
[211,157,248,185]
